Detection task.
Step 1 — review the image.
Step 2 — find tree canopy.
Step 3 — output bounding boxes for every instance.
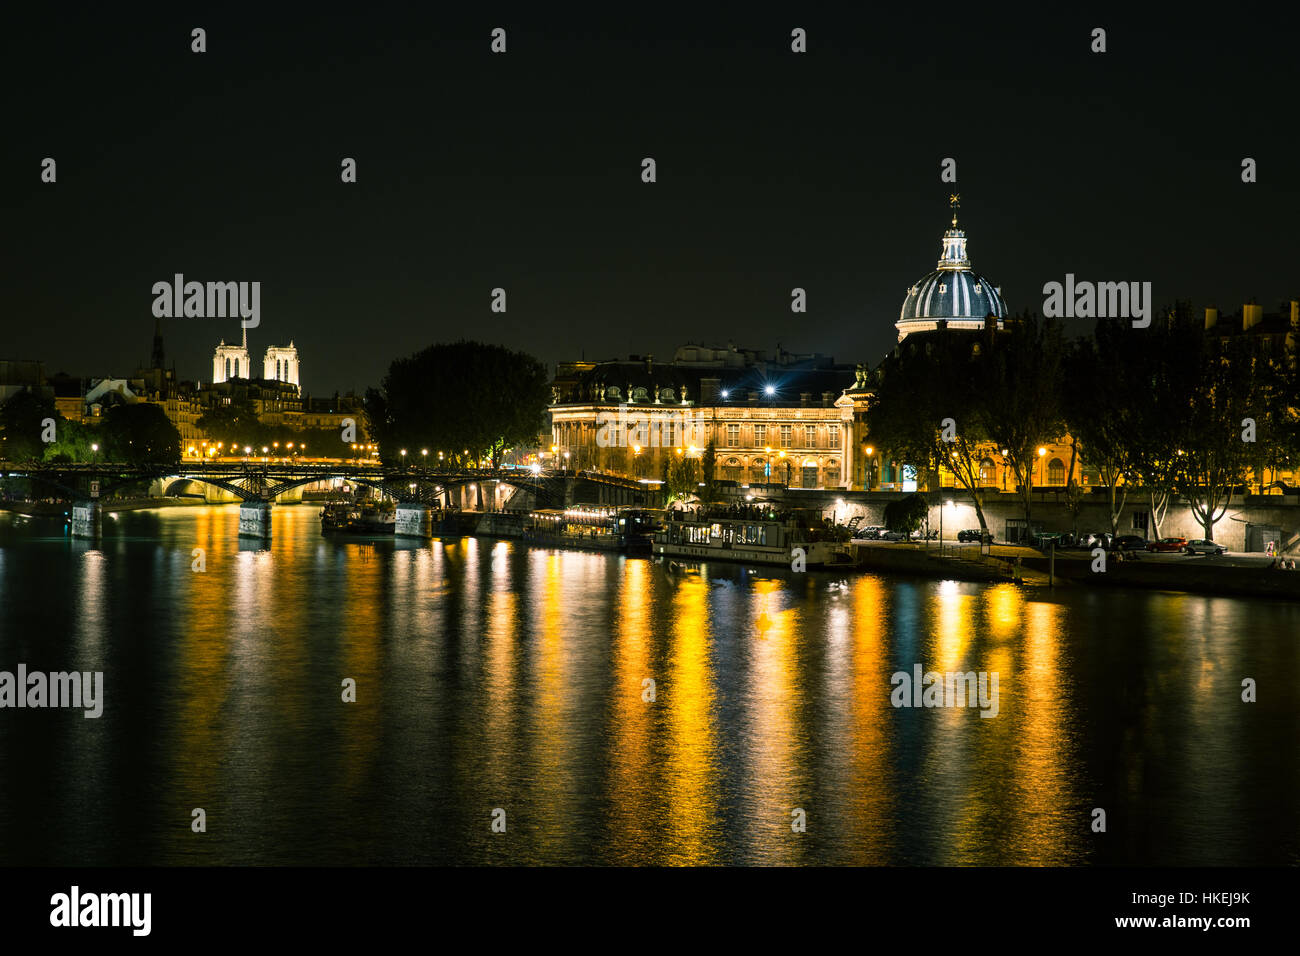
[365,340,550,467]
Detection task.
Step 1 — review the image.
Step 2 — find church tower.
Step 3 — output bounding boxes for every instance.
[263,341,301,392]
[212,326,251,383]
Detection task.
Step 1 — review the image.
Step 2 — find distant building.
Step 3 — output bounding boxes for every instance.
[212,326,301,394]
[550,344,856,489]
[897,196,1007,342]
[0,360,51,404]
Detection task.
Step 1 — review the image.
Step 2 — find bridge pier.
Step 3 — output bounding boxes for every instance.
[71,501,101,540]
[238,499,273,538]
[395,503,432,537]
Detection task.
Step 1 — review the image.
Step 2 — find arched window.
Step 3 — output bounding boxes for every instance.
[980,458,996,485]
[234,359,240,378]
[750,458,768,483]
[824,459,841,486]
[723,458,742,482]
[606,385,621,400]
[631,387,649,403]
[660,387,676,403]
[1048,458,1066,486]
[225,358,230,378]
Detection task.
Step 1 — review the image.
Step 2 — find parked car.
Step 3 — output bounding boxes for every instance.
[1146,537,1188,553]
[1112,534,1147,552]
[1183,539,1227,555]
[957,528,993,543]
[1033,531,1064,548]
[880,530,908,542]
[859,526,886,540]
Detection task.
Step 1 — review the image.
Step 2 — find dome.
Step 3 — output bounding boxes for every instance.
[896,198,1006,340]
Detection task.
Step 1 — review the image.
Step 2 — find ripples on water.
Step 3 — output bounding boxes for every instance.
[0,505,1296,865]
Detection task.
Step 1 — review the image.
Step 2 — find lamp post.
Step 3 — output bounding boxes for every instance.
[864,445,875,491]
[1037,445,1047,489]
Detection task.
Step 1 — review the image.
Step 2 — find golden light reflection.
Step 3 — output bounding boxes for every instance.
[662,574,719,864]
[607,559,657,863]
[743,579,801,863]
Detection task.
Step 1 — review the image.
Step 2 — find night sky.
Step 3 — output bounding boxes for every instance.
[5,8,1297,394]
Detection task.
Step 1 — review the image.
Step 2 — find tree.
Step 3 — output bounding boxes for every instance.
[1063,320,1140,536]
[197,400,262,450]
[1178,330,1262,540]
[864,325,998,537]
[884,493,928,536]
[978,312,1067,524]
[1126,304,1201,537]
[102,404,180,464]
[366,341,550,468]
[45,418,100,463]
[699,439,718,505]
[0,390,61,462]
[664,450,698,505]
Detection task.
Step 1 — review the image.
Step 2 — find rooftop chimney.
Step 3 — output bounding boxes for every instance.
[699,377,721,404]
[1205,307,1218,330]
[1243,303,1264,331]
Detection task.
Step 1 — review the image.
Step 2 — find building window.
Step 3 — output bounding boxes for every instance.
[805,425,816,448]
[754,423,766,446]
[825,459,840,485]
[979,458,996,485]
[727,424,739,447]
[750,458,767,483]
[1047,458,1066,486]
[780,425,792,448]
[723,458,742,481]
[828,425,840,448]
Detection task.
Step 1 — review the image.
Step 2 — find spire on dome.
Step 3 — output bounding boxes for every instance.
[241,325,247,351]
[937,195,970,271]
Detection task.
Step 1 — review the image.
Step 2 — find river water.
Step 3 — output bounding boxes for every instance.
[0,505,1296,865]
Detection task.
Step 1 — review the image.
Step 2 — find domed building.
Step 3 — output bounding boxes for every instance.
[896,196,1006,341]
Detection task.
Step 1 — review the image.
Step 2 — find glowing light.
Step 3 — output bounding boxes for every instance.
[764,384,775,396]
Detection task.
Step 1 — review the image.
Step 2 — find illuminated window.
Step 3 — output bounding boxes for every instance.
[780,425,792,447]
[727,424,739,447]
[1048,458,1066,486]
[805,425,816,448]
[754,423,766,446]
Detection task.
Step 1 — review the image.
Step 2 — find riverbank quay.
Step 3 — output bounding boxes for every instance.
[850,538,1300,600]
[0,496,211,517]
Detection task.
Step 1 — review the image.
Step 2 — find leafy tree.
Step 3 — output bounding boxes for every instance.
[0,390,61,462]
[978,312,1067,524]
[664,450,698,505]
[1126,304,1201,537]
[1177,329,1264,540]
[864,325,997,537]
[45,418,100,462]
[699,439,718,504]
[366,341,550,468]
[1063,320,1140,536]
[197,400,262,450]
[884,492,928,535]
[102,403,180,464]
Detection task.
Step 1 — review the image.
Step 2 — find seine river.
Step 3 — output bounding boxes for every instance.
[0,505,1296,866]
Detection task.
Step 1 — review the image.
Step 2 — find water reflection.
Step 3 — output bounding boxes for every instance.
[0,506,1295,866]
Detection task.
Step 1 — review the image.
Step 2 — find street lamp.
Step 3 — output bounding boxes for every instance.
[864,445,876,491]
[1037,445,1047,488]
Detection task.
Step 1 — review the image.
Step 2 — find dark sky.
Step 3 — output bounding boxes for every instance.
[5,8,1297,394]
